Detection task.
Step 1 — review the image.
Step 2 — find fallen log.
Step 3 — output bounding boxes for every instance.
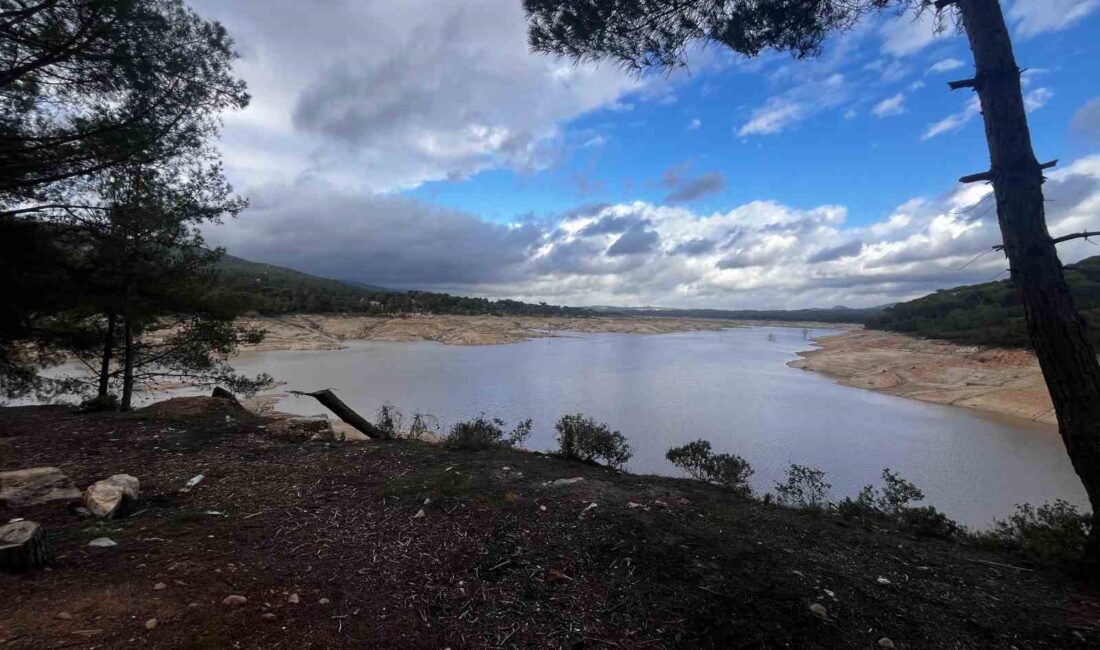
[0,520,51,572]
[289,389,386,439]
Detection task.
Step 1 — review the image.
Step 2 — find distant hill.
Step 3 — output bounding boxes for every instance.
[594,305,883,324]
[867,255,1100,348]
[213,254,591,317]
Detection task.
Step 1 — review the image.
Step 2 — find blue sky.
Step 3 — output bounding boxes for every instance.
[410,8,1100,225]
[198,0,1100,309]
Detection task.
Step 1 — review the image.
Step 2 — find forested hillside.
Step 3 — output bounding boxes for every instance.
[868,256,1100,348]
[214,254,592,317]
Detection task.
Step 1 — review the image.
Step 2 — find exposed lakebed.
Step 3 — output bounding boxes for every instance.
[228,325,1087,528]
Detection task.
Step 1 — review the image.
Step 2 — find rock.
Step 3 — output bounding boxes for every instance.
[180,474,205,493]
[211,386,239,403]
[74,507,91,517]
[287,593,299,604]
[544,477,585,488]
[154,582,166,590]
[318,597,330,605]
[0,467,80,507]
[144,618,158,630]
[1,520,52,571]
[84,474,139,519]
[579,502,598,518]
[878,638,896,649]
[57,612,72,620]
[268,417,334,443]
[413,509,425,519]
[222,595,247,607]
[808,603,828,619]
[875,576,891,585]
[261,612,277,622]
[87,537,117,548]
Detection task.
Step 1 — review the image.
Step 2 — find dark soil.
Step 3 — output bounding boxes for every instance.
[1,404,1098,649]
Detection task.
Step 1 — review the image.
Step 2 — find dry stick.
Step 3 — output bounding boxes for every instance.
[289,389,386,439]
[963,557,1034,572]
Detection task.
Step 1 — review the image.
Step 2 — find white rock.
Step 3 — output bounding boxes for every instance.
[180,475,205,492]
[287,593,300,604]
[876,576,891,585]
[544,477,585,488]
[579,503,598,518]
[87,537,117,548]
[878,638,896,649]
[222,595,247,607]
[84,475,139,519]
[0,467,80,507]
[413,509,425,519]
[808,603,828,619]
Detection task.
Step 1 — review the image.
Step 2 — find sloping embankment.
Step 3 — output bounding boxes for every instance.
[789,329,1055,425]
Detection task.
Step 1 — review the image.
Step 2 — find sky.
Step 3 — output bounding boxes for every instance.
[195,0,1100,310]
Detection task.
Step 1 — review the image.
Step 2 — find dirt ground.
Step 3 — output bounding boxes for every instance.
[226,314,848,351]
[2,404,1098,648]
[790,329,1055,425]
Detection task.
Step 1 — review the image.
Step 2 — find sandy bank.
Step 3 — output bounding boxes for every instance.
[790,329,1055,425]
[236,313,849,352]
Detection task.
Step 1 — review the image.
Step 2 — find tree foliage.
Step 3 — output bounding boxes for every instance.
[525,0,916,71]
[554,413,633,469]
[666,438,754,496]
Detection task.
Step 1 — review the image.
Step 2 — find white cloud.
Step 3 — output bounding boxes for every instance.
[927,58,965,75]
[923,97,981,140]
[209,157,1100,310]
[1025,87,1054,112]
[1071,98,1100,141]
[1009,0,1099,38]
[190,0,642,193]
[687,118,702,131]
[880,9,956,57]
[872,93,907,118]
[737,100,805,136]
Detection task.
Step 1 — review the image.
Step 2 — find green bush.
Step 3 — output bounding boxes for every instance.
[774,464,831,509]
[835,469,961,539]
[554,413,633,469]
[445,415,532,450]
[666,439,754,496]
[979,500,1091,565]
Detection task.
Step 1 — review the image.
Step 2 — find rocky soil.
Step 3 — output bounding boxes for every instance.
[1,402,1098,648]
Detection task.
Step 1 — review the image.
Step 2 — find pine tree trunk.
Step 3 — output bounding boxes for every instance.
[120,316,135,411]
[957,0,1100,564]
[97,313,115,399]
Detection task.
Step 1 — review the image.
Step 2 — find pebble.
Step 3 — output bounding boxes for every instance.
[261,613,277,622]
[412,509,425,519]
[318,598,330,605]
[287,593,300,604]
[808,603,828,619]
[878,638,896,649]
[154,582,166,591]
[222,595,247,607]
[87,537,117,548]
[57,612,72,620]
[876,576,892,585]
[144,619,157,631]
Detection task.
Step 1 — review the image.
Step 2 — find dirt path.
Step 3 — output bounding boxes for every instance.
[2,406,1098,648]
[790,330,1055,425]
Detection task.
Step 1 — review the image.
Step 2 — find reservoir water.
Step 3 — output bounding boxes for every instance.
[222,325,1088,528]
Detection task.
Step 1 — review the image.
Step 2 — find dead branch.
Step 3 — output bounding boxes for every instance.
[289,389,386,439]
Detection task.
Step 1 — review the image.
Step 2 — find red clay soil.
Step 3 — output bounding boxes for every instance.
[1,405,1098,649]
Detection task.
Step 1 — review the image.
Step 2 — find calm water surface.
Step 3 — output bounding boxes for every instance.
[226,326,1085,528]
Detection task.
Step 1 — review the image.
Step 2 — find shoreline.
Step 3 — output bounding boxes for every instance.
[233,313,853,352]
[789,329,1056,426]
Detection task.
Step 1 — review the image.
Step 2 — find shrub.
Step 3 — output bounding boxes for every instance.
[834,469,960,539]
[774,464,831,509]
[666,439,754,496]
[80,394,119,412]
[554,413,633,469]
[375,403,404,439]
[407,412,440,441]
[445,415,532,450]
[981,500,1091,565]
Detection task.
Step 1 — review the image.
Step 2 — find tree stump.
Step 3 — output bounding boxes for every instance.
[0,520,51,572]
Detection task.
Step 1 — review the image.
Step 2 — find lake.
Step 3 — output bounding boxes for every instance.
[222,325,1088,528]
